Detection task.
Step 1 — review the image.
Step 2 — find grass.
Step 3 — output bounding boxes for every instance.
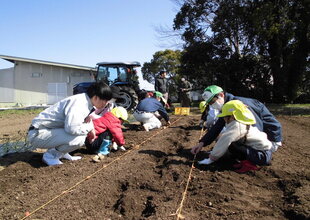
[266,104,310,116]
[0,108,45,116]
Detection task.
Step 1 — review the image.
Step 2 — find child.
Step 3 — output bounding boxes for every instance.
[133,91,171,131]
[85,106,128,162]
[199,100,221,131]
[198,100,273,173]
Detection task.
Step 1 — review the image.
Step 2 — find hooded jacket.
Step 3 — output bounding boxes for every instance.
[91,112,125,146]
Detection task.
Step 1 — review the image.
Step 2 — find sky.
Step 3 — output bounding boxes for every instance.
[0,0,181,89]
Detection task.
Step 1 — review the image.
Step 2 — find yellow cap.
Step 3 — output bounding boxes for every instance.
[217,100,256,125]
[199,101,207,113]
[111,107,129,123]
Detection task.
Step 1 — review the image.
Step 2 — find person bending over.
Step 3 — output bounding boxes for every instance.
[27,82,112,166]
[198,100,273,173]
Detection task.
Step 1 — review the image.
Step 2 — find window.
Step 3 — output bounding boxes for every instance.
[31,73,42,78]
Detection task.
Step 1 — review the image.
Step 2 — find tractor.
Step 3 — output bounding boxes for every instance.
[73,61,141,110]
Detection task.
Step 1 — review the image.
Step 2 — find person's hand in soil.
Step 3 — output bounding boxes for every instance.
[166,121,171,126]
[191,142,204,155]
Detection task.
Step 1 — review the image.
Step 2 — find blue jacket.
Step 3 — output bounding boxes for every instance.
[200,92,282,145]
[135,97,169,122]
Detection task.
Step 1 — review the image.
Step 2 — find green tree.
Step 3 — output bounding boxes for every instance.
[245,0,310,102]
[173,0,310,102]
[141,49,182,84]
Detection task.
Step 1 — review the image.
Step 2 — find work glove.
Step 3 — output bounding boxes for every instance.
[198,158,214,165]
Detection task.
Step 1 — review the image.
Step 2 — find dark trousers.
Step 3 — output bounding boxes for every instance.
[228,142,272,166]
[179,92,191,107]
[85,130,111,154]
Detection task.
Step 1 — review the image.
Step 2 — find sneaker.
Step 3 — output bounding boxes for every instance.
[98,153,105,160]
[92,155,101,163]
[112,142,118,151]
[119,146,126,151]
[235,160,260,173]
[62,153,82,161]
[42,148,64,166]
[92,153,105,163]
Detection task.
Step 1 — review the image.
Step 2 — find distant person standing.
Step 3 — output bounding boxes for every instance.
[178,77,192,107]
[155,70,169,104]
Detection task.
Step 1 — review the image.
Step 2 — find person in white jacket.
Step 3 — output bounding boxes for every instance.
[198,100,273,173]
[27,82,112,166]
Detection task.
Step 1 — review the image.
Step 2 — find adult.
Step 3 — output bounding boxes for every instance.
[178,77,192,107]
[198,100,273,173]
[133,92,171,131]
[155,70,169,103]
[191,85,282,156]
[27,82,112,166]
[91,86,123,118]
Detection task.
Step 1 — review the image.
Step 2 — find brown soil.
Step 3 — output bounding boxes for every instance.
[0,112,309,219]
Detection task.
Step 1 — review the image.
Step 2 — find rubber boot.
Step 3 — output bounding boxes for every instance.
[42,148,64,166]
[98,139,111,155]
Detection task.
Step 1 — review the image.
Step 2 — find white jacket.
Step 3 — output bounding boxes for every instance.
[31,93,94,135]
[210,120,272,160]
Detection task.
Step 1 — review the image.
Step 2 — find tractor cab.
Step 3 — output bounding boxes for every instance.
[73,61,142,110]
[95,62,141,110]
[96,61,141,87]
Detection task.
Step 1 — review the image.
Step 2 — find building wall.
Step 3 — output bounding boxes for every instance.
[0,61,94,107]
[0,67,14,103]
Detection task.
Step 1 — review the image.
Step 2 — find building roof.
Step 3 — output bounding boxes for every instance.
[0,55,96,71]
[96,61,141,67]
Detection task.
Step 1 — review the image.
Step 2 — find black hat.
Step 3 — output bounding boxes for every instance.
[110,86,122,99]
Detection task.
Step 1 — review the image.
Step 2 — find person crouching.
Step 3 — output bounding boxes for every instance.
[85,106,128,162]
[133,91,171,131]
[198,100,273,173]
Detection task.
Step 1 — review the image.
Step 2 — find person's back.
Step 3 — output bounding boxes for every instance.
[225,93,282,143]
[28,81,112,166]
[136,97,167,116]
[199,100,273,173]
[86,107,128,161]
[91,112,125,146]
[192,85,282,156]
[199,86,282,146]
[134,97,170,131]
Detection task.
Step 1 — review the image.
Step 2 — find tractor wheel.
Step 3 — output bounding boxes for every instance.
[116,86,138,110]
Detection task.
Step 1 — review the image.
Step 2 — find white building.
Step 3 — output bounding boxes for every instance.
[0,55,95,108]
